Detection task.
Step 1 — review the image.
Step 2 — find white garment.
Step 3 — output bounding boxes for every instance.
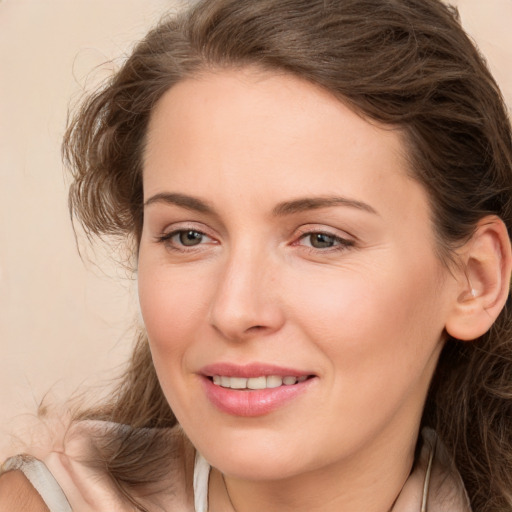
[193,451,211,512]
[2,450,211,512]
[0,426,472,511]
[1,455,72,512]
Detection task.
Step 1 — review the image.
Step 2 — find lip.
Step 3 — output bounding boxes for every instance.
[199,362,316,417]
[200,362,312,378]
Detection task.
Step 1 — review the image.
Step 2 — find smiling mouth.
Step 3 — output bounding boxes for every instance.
[210,375,313,390]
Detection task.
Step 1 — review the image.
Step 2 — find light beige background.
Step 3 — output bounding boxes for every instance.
[0,0,182,451]
[1,0,511,449]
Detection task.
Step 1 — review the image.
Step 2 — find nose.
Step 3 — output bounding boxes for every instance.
[208,245,285,342]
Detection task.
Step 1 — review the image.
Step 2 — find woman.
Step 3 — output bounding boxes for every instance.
[1,0,511,510]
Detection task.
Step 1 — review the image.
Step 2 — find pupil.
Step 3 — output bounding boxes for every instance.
[180,230,202,246]
[311,233,334,248]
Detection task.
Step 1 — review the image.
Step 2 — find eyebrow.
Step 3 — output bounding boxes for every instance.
[144,192,378,216]
[272,196,378,216]
[144,193,214,213]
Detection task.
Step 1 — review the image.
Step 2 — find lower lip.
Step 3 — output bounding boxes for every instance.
[201,376,315,417]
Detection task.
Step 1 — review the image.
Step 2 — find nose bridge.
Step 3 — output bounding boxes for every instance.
[209,239,283,340]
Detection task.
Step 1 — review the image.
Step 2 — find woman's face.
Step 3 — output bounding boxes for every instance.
[138,69,457,481]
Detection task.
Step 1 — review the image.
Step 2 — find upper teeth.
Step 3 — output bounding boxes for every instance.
[212,375,308,390]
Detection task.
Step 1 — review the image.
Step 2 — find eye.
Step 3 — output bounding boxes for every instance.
[175,230,205,246]
[157,229,215,249]
[305,233,337,249]
[297,231,354,251]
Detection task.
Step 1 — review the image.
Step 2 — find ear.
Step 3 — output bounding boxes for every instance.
[445,216,512,341]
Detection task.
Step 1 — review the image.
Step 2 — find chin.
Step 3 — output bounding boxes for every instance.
[213,451,306,482]
[188,422,326,481]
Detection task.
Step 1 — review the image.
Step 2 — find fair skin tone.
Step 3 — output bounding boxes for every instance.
[137,68,510,512]
[0,471,50,512]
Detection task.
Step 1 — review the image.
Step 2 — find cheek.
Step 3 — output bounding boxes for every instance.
[282,261,445,452]
[137,260,214,418]
[290,255,446,388]
[137,259,212,357]
[293,266,436,338]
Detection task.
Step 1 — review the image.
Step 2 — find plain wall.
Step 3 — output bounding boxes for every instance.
[0,0,181,453]
[1,0,511,452]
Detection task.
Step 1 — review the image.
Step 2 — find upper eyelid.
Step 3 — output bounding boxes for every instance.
[152,221,356,243]
[158,221,216,236]
[297,231,349,241]
[165,228,210,237]
[161,227,215,241]
[294,232,354,247]
[294,224,355,240]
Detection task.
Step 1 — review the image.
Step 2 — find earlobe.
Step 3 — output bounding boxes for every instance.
[445,216,512,341]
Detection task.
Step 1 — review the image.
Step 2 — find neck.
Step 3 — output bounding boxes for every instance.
[208,423,418,512]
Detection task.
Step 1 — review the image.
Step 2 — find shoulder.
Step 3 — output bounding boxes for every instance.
[67,421,196,511]
[2,419,195,511]
[0,469,50,512]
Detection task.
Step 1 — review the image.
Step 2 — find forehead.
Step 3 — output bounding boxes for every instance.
[143,68,419,218]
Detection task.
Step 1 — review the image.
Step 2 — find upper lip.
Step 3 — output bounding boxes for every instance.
[199,362,313,378]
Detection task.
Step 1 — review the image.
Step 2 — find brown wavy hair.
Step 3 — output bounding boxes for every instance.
[64,0,512,510]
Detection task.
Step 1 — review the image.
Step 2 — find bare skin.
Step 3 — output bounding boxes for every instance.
[139,67,510,512]
[139,68,450,512]
[0,470,50,512]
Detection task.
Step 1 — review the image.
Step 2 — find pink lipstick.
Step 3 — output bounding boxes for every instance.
[199,363,316,417]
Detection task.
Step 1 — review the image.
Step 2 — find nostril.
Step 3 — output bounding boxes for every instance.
[209,288,286,341]
[242,325,271,336]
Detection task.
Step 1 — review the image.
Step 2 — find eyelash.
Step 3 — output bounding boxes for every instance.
[294,230,355,253]
[156,228,354,254]
[155,229,215,252]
